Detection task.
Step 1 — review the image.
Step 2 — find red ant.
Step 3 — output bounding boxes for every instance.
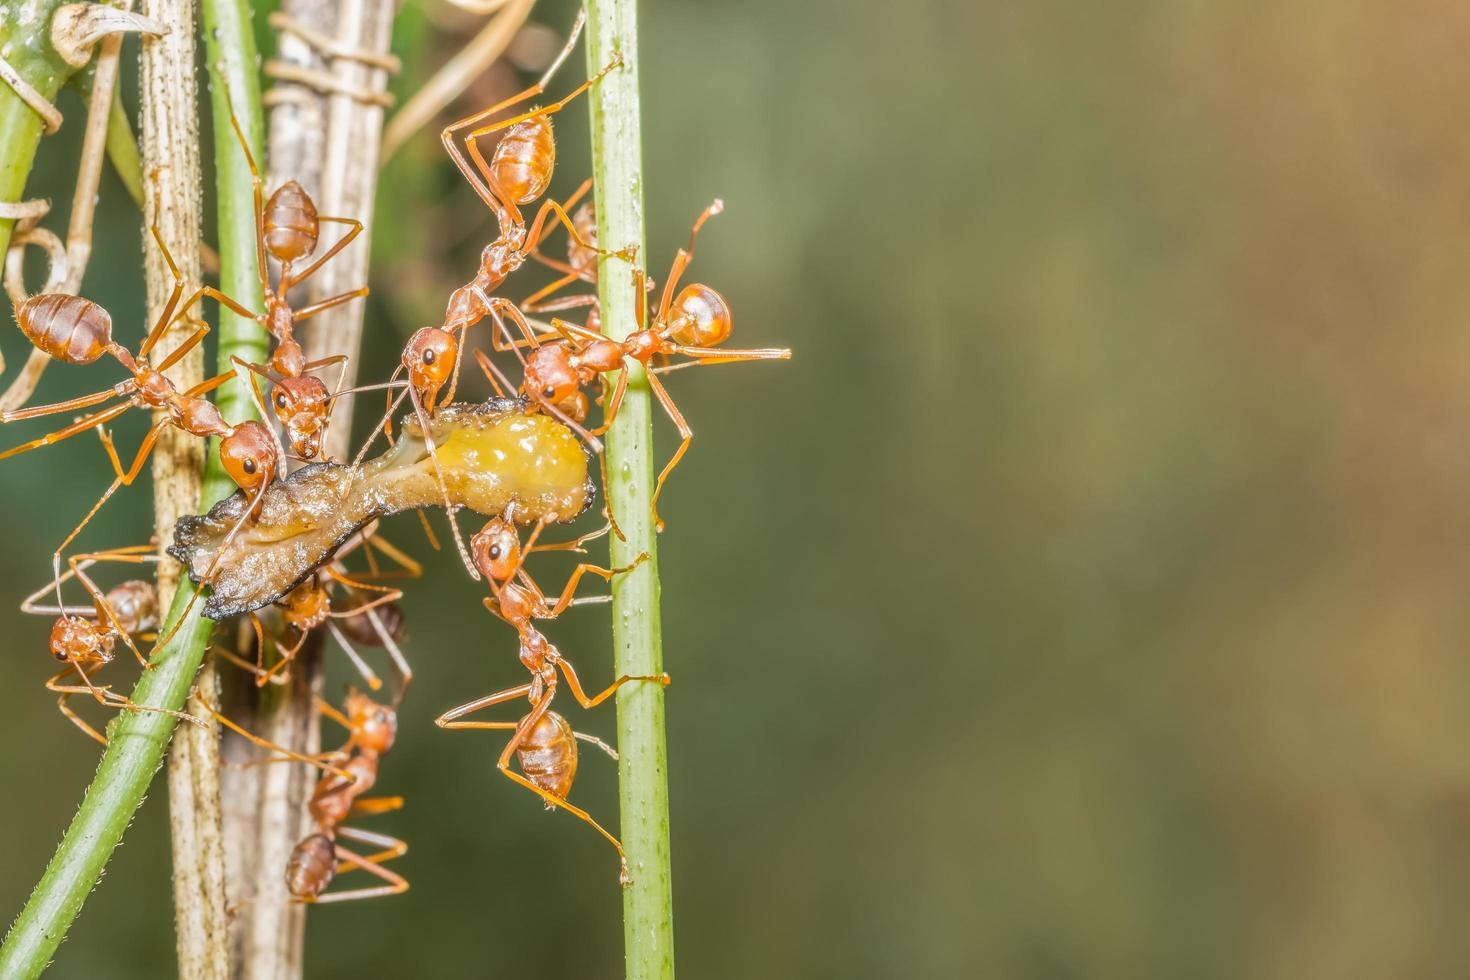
[435,507,665,884]
[346,325,481,575]
[204,93,368,460]
[286,689,408,904]
[20,544,202,744]
[482,201,791,528]
[0,218,280,614]
[217,528,416,691]
[436,13,632,410]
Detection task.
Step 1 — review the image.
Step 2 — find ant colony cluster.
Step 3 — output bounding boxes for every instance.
[0,13,788,904]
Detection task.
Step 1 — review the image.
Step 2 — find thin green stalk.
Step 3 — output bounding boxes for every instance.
[585,3,674,977]
[0,0,76,259]
[0,585,217,979]
[201,0,267,435]
[0,6,265,971]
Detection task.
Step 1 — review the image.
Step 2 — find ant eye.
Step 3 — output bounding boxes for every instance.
[488,544,501,560]
[542,386,556,399]
[423,349,436,365]
[275,393,287,408]
[243,458,257,475]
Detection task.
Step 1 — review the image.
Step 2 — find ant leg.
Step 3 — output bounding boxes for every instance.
[200,697,357,781]
[1,387,120,424]
[663,343,793,367]
[212,641,281,686]
[138,210,188,357]
[219,76,270,298]
[473,349,513,398]
[405,385,477,578]
[589,367,628,436]
[153,320,211,373]
[434,683,533,729]
[573,729,620,761]
[654,200,724,324]
[347,797,404,817]
[306,841,407,903]
[525,195,633,265]
[20,545,155,617]
[555,658,669,710]
[257,625,310,687]
[336,826,407,865]
[462,57,620,146]
[0,400,131,461]
[350,379,408,466]
[494,701,630,882]
[537,553,649,619]
[46,661,114,745]
[52,418,167,610]
[525,176,594,253]
[292,286,369,322]
[644,369,691,532]
[325,619,384,692]
[282,215,363,289]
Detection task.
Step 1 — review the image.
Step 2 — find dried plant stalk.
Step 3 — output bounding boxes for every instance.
[137,0,229,976]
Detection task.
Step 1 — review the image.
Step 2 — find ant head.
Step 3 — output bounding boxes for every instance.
[263,180,320,263]
[219,420,279,492]
[282,578,330,630]
[525,344,580,408]
[346,689,397,755]
[272,376,331,458]
[667,283,732,347]
[403,327,457,408]
[50,615,113,664]
[471,518,521,583]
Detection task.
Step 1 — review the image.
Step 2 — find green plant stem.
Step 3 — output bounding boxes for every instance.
[0,0,76,259]
[0,585,217,979]
[0,5,266,971]
[201,0,267,432]
[585,3,675,977]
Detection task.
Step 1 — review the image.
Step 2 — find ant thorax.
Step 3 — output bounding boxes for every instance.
[131,366,175,407]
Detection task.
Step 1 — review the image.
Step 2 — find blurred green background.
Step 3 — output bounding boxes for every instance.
[6,0,1470,976]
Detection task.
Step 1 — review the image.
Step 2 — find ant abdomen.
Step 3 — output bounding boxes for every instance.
[491,117,555,205]
[103,581,158,636]
[286,832,336,900]
[16,294,115,365]
[668,284,732,348]
[517,710,578,802]
[264,180,320,264]
[338,597,406,647]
